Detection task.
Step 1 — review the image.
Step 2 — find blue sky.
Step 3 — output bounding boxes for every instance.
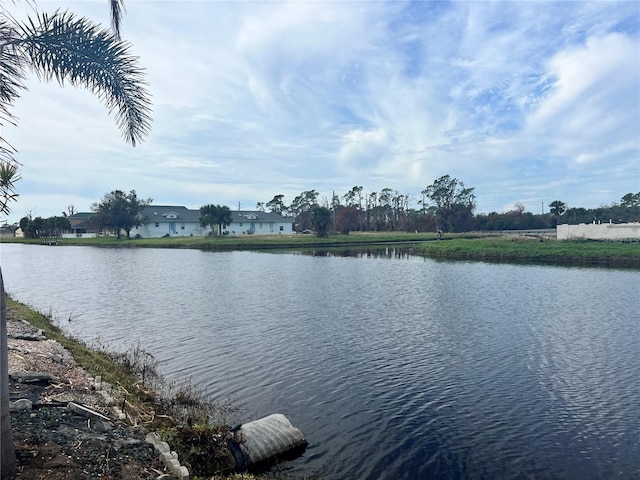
[3,0,639,223]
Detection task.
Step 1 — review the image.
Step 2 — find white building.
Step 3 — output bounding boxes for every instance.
[227,210,293,235]
[130,206,293,238]
[556,222,640,240]
[132,206,209,238]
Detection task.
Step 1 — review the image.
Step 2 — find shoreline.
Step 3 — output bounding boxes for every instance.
[414,237,640,267]
[3,232,640,267]
[5,296,270,479]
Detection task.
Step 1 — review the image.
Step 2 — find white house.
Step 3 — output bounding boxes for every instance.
[62,212,101,238]
[131,206,209,238]
[130,206,293,238]
[227,210,293,235]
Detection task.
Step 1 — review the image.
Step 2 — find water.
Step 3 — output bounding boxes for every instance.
[1,244,639,479]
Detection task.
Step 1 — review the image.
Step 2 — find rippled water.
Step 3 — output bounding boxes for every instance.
[1,244,639,479]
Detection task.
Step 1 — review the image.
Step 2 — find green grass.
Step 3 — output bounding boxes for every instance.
[2,231,439,249]
[415,237,640,266]
[4,231,639,267]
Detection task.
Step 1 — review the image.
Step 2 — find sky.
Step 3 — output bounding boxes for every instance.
[2,0,639,223]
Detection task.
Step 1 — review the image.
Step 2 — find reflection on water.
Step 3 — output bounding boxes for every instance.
[292,246,417,259]
[1,244,639,479]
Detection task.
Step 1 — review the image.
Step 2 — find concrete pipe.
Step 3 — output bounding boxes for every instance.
[227,413,307,470]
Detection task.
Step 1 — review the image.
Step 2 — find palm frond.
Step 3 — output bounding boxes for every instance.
[0,17,27,128]
[0,157,21,216]
[15,10,152,146]
[109,0,126,40]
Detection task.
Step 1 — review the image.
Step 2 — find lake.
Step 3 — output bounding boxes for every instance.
[1,243,639,479]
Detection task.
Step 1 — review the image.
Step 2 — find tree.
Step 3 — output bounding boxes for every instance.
[512,202,526,214]
[290,190,318,230]
[0,6,152,207]
[92,189,151,238]
[620,192,640,208]
[62,204,77,217]
[334,205,359,234]
[214,205,232,235]
[18,214,70,238]
[199,204,232,235]
[199,204,217,235]
[1,2,151,476]
[0,161,20,216]
[43,216,71,237]
[310,205,332,237]
[266,194,287,216]
[366,191,377,230]
[423,175,476,232]
[19,215,31,236]
[343,186,364,231]
[549,200,566,216]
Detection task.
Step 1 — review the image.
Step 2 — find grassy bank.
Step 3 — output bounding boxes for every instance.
[2,231,438,249]
[4,231,639,267]
[5,296,270,478]
[415,237,640,266]
[6,297,158,407]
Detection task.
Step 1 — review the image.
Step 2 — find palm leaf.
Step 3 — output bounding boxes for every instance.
[0,16,27,128]
[15,10,152,146]
[109,0,125,39]
[0,159,20,214]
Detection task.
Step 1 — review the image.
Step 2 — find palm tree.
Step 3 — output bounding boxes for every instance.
[199,204,220,235]
[0,3,152,215]
[1,3,151,477]
[215,205,232,235]
[311,205,332,237]
[199,204,232,235]
[549,200,566,216]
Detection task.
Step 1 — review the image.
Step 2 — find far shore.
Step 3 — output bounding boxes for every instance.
[2,231,639,267]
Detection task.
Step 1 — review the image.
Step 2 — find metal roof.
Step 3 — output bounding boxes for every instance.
[141,206,201,223]
[231,210,291,223]
[141,207,291,224]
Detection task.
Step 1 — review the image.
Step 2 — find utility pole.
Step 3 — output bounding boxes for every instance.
[541,201,544,215]
[332,190,336,231]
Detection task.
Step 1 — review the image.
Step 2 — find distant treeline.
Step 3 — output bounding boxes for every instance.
[8,180,640,238]
[259,181,640,234]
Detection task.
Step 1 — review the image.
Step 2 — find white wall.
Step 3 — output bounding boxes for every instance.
[131,222,210,238]
[130,220,293,237]
[557,222,640,240]
[227,221,293,235]
[62,233,97,239]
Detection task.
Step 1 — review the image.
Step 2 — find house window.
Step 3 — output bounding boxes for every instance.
[280,226,284,231]
[239,222,243,227]
[181,224,185,230]
[155,222,159,227]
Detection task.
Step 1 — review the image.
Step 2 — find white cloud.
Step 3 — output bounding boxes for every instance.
[1,0,638,222]
[339,128,389,170]
[527,32,639,163]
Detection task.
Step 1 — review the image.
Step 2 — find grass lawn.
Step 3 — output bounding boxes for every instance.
[415,237,640,267]
[2,231,438,249]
